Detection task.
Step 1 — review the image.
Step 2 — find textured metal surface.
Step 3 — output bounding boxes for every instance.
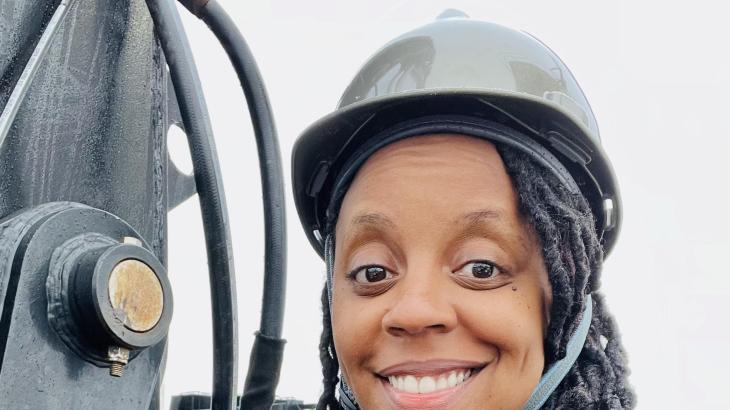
[0,0,168,260]
[0,0,176,408]
[0,0,62,111]
[0,203,165,409]
[0,0,76,148]
[0,202,73,324]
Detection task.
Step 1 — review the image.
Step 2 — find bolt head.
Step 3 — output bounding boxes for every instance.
[107,346,130,363]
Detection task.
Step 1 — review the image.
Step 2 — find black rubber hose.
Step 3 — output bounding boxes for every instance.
[193,1,288,408]
[144,1,239,409]
[195,0,286,344]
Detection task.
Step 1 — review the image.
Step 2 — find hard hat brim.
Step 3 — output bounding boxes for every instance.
[292,88,621,258]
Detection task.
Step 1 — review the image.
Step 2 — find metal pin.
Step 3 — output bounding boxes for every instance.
[123,236,143,247]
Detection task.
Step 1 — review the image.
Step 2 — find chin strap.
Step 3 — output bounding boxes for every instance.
[338,382,359,410]
[325,235,593,410]
[522,294,593,410]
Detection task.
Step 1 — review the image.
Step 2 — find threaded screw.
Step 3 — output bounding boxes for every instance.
[110,362,125,377]
[107,346,130,378]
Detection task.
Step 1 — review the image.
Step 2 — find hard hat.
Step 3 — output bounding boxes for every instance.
[292,12,621,257]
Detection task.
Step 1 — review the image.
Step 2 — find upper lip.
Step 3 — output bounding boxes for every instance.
[377,359,488,377]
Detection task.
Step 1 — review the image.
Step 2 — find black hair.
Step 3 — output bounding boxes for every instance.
[316,143,635,409]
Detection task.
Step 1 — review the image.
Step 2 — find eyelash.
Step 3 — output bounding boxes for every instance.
[452,259,507,278]
[346,264,398,296]
[346,264,394,283]
[348,260,507,280]
[450,259,511,290]
[344,258,510,297]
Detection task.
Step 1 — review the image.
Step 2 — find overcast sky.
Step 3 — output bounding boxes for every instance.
[163,1,730,408]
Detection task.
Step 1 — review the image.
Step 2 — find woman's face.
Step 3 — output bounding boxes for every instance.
[332,134,552,409]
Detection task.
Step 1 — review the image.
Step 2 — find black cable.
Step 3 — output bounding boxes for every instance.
[196,0,286,343]
[144,1,239,409]
[191,1,288,408]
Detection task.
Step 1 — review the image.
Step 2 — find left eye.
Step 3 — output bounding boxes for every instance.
[454,261,499,279]
[352,266,394,283]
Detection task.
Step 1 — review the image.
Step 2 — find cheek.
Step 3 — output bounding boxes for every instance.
[459,284,546,349]
[456,283,546,407]
[332,287,400,410]
[331,283,385,376]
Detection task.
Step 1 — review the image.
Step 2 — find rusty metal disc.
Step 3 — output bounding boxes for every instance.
[108,259,164,332]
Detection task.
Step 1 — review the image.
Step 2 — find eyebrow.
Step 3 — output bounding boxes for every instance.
[456,209,530,253]
[338,212,398,258]
[350,212,396,229]
[348,210,504,232]
[460,209,504,226]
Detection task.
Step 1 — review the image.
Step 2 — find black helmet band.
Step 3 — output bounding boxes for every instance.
[324,115,583,231]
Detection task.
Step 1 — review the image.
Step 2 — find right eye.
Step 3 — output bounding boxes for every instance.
[351,265,394,283]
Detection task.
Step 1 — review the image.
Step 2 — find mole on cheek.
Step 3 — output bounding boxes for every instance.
[512,286,518,292]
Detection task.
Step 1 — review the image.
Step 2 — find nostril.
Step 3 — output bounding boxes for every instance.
[387,326,408,337]
[386,323,420,337]
[427,323,448,333]
[386,323,448,337]
[381,294,458,335]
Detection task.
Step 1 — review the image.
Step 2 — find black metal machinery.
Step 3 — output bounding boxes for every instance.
[0,0,296,408]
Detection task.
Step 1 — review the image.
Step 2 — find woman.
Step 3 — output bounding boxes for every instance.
[292,11,634,409]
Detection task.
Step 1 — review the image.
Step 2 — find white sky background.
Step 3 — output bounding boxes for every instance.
[163,1,730,408]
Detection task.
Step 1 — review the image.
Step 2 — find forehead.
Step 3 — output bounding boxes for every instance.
[336,134,525,240]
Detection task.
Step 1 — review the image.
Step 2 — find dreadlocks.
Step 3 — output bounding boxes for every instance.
[316,142,634,409]
[319,284,342,410]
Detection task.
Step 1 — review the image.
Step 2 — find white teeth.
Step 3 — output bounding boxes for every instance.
[418,376,436,394]
[447,372,457,388]
[388,369,476,393]
[403,375,418,393]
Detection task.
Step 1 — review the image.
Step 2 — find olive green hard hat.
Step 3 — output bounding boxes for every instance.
[292,11,621,257]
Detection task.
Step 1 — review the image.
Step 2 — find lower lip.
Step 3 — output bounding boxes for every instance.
[381,371,478,410]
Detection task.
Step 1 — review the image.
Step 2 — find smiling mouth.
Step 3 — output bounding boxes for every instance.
[376,364,487,409]
[383,367,480,394]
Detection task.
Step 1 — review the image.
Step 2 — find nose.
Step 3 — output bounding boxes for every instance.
[382,270,458,337]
